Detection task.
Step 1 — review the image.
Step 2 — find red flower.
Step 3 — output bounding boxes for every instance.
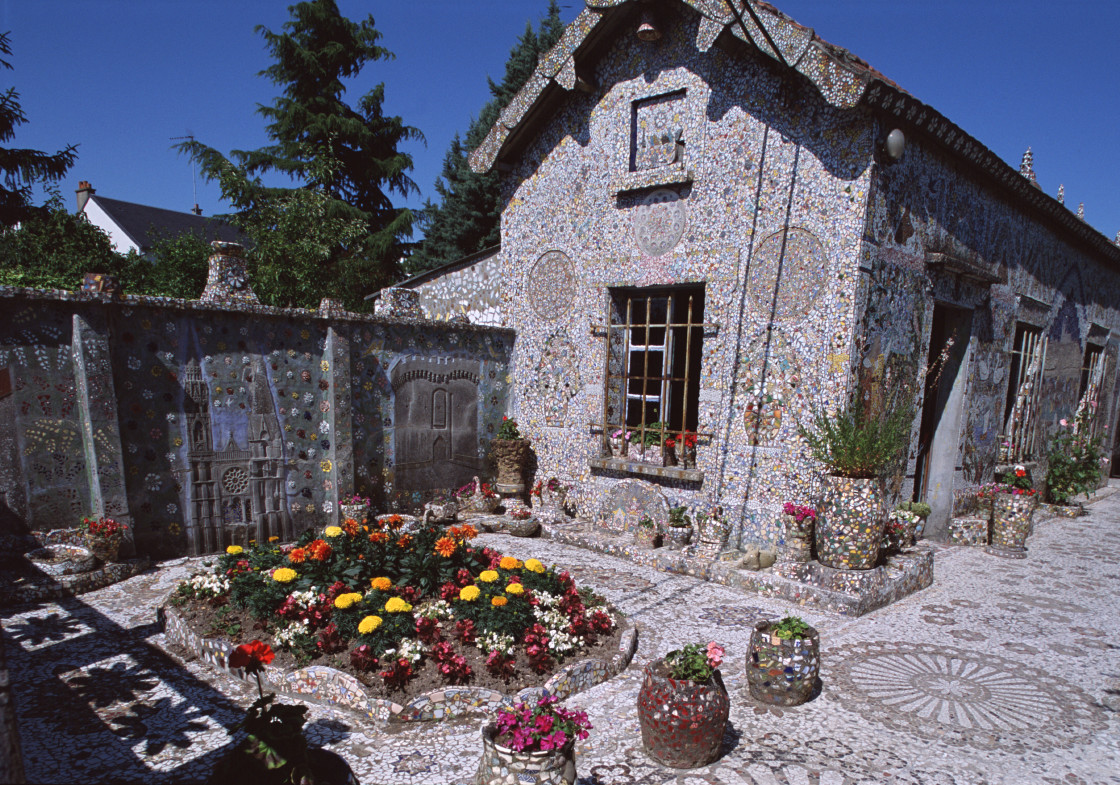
[229,640,275,673]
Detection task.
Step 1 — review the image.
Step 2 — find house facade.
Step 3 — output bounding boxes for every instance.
[408,0,1120,545]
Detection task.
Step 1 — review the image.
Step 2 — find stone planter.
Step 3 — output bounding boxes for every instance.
[339,504,368,523]
[636,661,729,768]
[423,500,459,525]
[815,475,885,570]
[86,535,123,564]
[746,620,820,706]
[664,524,693,549]
[490,438,532,490]
[26,544,97,576]
[696,515,732,547]
[633,525,660,550]
[461,494,501,514]
[474,722,576,785]
[987,491,1038,559]
[777,513,812,565]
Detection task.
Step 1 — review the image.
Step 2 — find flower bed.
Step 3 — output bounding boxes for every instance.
[165,514,632,712]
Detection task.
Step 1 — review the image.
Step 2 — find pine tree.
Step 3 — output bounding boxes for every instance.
[179,1,421,310]
[406,1,564,276]
[0,32,77,226]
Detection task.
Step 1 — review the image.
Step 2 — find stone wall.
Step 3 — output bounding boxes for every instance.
[0,287,512,557]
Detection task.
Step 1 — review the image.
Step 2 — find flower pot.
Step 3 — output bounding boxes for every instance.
[664,524,693,549]
[86,534,123,563]
[610,437,627,458]
[777,513,812,565]
[339,504,368,523]
[636,661,729,768]
[663,444,678,466]
[633,526,660,550]
[987,491,1038,558]
[474,722,576,785]
[681,445,697,469]
[696,516,731,547]
[746,620,820,706]
[815,475,885,570]
[490,438,532,489]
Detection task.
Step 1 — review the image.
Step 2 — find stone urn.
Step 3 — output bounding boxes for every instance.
[26,544,97,576]
[474,722,576,785]
[815,475,885,570]
[459,477,501,514]
[696,514,732,548]
[777,513,813,565]
[987,491,1039,558]
[636,660,729,768]
[664,523,693,549]
[490,438,532,490]
[423,501,459,525]
[86,534,123,564]
[746,620,820,706]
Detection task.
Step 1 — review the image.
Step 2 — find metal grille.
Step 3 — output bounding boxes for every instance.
[1004,324,1047,461]
[1075,344,1106,438]
[600,287,704,458]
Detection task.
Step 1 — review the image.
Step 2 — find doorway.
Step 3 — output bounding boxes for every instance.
[913,304,973,540]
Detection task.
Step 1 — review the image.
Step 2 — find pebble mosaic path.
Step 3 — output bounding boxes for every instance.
[4,488,1120,784]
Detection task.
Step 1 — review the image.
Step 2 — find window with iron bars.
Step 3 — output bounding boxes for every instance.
[1003,322,1047,461]
[601,285,704,456]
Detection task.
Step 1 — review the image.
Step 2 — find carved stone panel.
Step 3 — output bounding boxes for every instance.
[392,356,483,490]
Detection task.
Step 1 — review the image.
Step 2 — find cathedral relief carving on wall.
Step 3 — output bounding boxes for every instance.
[183,357,291,555]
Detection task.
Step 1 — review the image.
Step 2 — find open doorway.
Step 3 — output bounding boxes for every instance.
[913,304,973,540]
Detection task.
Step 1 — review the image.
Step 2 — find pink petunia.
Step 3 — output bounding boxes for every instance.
[706,642,725,668]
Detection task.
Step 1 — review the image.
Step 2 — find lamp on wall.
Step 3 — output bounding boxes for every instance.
[883,128,906,162]
[637,8,662,41]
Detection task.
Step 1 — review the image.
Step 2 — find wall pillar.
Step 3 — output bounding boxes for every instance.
[326,324,354,519]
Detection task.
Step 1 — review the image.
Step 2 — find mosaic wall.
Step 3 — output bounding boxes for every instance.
[410,250,504,326]
[0,289,512,557]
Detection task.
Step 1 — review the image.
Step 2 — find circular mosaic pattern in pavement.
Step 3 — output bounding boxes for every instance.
[632,188,686,256]
[527,250,577,321]
[697,604,772,628]
[566,566,655,594]
[748,226,828,320]
[828,641,1107,753]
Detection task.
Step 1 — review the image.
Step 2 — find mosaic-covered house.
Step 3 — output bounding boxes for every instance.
[404,0,1120,543]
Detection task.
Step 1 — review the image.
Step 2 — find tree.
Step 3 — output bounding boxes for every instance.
[406,1,564,276]
[0,32,78,226]
[179,0,422,310]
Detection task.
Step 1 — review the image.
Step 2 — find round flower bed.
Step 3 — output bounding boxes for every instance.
[163,514,634,719]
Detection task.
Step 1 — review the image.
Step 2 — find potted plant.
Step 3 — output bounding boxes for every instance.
[455,476,500,514]
[637,641,729,768]
[609,428,630,458]
[778,503,816,565]
[633,514,660,549]
[475,695,591,785]
[633,422,665,465]
[988,464,1039,558]
[663,435,679,466]
[664,506,693,548]
[503,506,540,537]
[797,396,912,570]
[887,502,927,548]
[694,505,732,549]
[894,500,931,542]
[1045,415,1104,510]
[80,516,128,563]
[681,431,698,469]
[489,417,531,490]
[339,493,371,524]
[746,615,819,706]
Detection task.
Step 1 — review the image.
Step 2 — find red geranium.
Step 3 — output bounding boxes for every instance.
[229,640,275,673]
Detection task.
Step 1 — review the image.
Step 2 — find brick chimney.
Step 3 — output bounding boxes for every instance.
[76,180,95,212]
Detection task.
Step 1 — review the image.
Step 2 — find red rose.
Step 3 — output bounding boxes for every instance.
[229,640,275,673]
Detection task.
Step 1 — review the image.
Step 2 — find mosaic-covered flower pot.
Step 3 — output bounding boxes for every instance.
[462,494,501,514]
[663,444,678,466]
[339,504,368,523]
[490,438,532,489]
[746,620,820,706]
[681,445,697,469]
[815,475,885,570]
[696,516,732,547]
[664,524,693,549]
[86,534,123,563]
[474,722,576,785]
[988,491,1038,558]
[633,526,661,550]
[636,661,729,768]
[777,513,812,565]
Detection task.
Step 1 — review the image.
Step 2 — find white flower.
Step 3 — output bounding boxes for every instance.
[242,356,251,365]
[166,413,177,423]
[303,392,315,405]
[286,370,294,379]
[145,473,162,492]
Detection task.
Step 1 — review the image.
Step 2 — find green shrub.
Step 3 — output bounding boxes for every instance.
[1046,418,1105,505]
[798,396,913,479]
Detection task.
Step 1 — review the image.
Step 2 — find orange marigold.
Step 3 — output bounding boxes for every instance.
[397,534,413,549]
[499,556,522,570]
[342,517,360,537]
[288,547,307,563]
[434,537,457,557]
[457,523,479,540]
[386,514,404,531]
[308,539,332,561]
[491,596,508,607]
[369,531,389,544]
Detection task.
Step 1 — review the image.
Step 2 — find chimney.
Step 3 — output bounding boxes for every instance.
[76,180,95,213]
[191,204,202,216]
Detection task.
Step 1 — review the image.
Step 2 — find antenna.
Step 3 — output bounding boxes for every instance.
[171,132,200,214]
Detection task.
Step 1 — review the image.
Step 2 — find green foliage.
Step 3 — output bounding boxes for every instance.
[0,32,77,226]
[1046,419,1104,505]
[178,0,421,310]
[896,501,931,518]
[770,616,812,640]
[663,643,718,683]
[495,417,523,440]
[667,506,691,527]
[1000,464,1034,492]
[0,197,121,288]
[407,1,563,275]
[798,396,913,479]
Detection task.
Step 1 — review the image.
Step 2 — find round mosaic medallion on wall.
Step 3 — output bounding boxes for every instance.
[748,227,829,320]
[632,188,687,257]
[827,641,1106,754]
[527,250,577,322]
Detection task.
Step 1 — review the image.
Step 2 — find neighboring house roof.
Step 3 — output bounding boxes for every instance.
[77,184,244,256]
[469,0,1120,265]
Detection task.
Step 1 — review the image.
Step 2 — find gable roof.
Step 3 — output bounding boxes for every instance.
[469,0,1120,266]
[87,195,244,253]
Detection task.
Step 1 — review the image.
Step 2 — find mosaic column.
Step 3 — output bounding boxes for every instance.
[71,311,133,545]
[326,324,354,521]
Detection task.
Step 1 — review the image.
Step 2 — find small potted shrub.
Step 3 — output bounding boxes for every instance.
[664,506,693,549]
[633,514,660,550]
[490,417,531,490]
[80,516,129,563]
[894,500,931,542]
[746,615,820,706]
[1045,415,1104,510]
[988,464,1038,558]
[778,503,816,564]
[637,641,729,768]
[634,422,665,465]
[475,695,591,785]
[609,428,631,458]
[339,493,371,524]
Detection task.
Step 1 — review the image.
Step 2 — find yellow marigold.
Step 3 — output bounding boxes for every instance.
[226,545,243,555]
[491,596,508,607]
[479,570,499,583]
[272,568,297,583]
[459,585,481,602]
[505,583,525,596]
[333,592,362,609]
[324,526,343,538]
[499,556,522,570]
[384,597,413,613]
[524,559,545,574]
[268,536,279,543]
[358,615,382,635]
[370,576,392,591]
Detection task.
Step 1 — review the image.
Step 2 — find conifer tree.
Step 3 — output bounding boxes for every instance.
[406,1,563,275]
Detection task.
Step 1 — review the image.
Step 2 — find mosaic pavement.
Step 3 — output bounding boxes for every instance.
[4,489,1120,784]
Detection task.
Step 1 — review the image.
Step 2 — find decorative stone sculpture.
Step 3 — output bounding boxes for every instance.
[200,242,259,305]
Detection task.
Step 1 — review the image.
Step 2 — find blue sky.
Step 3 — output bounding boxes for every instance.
[4,1,1118,244]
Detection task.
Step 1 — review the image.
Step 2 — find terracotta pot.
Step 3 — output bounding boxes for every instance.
[989,491,1038,557]
[746,620,820,706]
[490,438,532,488]
[86,534,122,563]
[474,722,576,785]
[815,475,885,570]
[636,661,729,768]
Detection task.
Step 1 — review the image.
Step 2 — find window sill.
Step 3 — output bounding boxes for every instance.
[610,166,694,196]
[589,456,704,483]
